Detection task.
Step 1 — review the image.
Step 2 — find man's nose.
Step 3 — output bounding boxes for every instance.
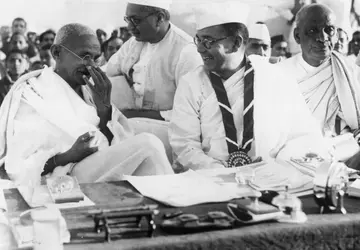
[318,29,329,42]
[259,47,266,57]
[196,42,207,54]
[127,21,135,31]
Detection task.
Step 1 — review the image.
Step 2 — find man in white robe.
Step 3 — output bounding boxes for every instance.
[279,4,360,138]
[106,0,202,122]
[279,4,360,168]
[0,23,173,186]
[169,2,330,172]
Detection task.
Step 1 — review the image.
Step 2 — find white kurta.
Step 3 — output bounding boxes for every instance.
[279,53,360,136]
[106,23,202,121]
[169,55,330,171]
[0,67,173,186]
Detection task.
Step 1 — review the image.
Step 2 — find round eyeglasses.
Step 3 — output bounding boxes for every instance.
[124,12,156,27]
[59,44,101,66]
[193,35,230,50]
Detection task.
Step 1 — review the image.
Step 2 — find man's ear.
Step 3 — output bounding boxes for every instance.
[232,35,244,52]
[294,27,301,44]
[156,12,165,26]
[50,44,60,60]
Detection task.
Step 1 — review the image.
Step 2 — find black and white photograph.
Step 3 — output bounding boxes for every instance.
[1,0,360,249]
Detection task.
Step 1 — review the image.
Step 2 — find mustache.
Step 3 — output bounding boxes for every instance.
[314,40,333,49]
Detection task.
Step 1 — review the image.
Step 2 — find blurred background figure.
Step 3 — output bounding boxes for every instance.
[100,36,123,71]
[120,26,132,42]
[27,31,37,45]
[349,31,360,61]
[0,49,29,105]
[11,17,27,35]
[39,29,56,47]
[0,34,6,62]
[334,28,349,55]
[9,32,39,62]
[96,28,107,45]
[271,34,289,59]
[0,26,12,56]
[246,22,271,57]
[104,36,123,62]
[111,28,119,38]
[29,60,43,71]
[39,43,55,68]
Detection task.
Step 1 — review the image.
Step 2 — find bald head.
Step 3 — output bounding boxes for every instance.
[54,23,97,46]
[295,4,336,28]
[51,23,101,90]
[293,3,337,67]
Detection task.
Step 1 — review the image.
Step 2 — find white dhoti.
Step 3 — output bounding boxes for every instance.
[0,67,174,186]
[128,118,172,163]
[71,133,172,183]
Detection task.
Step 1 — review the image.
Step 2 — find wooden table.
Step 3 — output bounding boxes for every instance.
[4,181,360,250]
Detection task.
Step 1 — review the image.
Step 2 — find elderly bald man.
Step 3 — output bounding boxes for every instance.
[0,23,174,187]
[106,0,202,122]
[279,4,360,164]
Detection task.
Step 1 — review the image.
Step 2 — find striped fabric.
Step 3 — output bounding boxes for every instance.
[209,58,254,155]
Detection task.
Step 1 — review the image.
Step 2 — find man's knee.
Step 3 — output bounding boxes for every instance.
[135,133,166,153]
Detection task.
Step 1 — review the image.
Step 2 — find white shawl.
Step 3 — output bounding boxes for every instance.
[0,67,133,185]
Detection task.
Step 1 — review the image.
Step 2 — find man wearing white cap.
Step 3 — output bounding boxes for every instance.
[106,0,202,123]
[246,22,271,58]
[169,2,330,172]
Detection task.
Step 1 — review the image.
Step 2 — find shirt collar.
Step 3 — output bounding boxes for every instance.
[297,53,317,73]
[211,66,246,82]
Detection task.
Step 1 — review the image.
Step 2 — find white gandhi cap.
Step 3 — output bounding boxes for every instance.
[193,1,250,31]
[248,23,271,43]
[127,0,172,11]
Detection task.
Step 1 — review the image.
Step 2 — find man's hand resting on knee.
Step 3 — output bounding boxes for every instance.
[42,132,99,175]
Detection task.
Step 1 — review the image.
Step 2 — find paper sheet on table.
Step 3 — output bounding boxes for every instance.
[17,185,94,209]
[196,161,266,183]
[247,161,313,193]
[348,179,360,197]
[124,170,252,207]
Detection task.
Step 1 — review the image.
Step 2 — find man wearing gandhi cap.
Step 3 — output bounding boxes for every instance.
[246,23,271,58]
[106,0,202,123]
[169,2,330,172]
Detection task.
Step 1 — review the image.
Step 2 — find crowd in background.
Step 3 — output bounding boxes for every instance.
[1,0,360,106]
[0,17,133,105]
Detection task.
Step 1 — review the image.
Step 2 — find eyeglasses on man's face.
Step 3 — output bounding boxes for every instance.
[194,35,231,50]
[59,44,101,66]
[124,12,157,27]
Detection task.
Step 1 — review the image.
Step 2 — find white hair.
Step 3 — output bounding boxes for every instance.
[54,23,96,45]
